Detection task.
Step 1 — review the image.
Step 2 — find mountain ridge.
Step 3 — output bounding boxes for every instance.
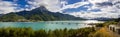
[0,6,85,22]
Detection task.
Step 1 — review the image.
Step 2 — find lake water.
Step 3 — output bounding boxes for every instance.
[0,20,104,30]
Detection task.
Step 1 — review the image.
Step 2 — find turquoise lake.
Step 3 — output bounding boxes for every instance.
[0,20,104,30]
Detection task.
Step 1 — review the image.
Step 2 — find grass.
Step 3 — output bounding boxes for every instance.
[90,27,115,37]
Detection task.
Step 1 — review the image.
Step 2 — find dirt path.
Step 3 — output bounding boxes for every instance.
[96,27,120,37]
[106,27,120,37]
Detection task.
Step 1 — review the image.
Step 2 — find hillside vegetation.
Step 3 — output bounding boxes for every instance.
[0,6,85,22]
[0,27,95,37]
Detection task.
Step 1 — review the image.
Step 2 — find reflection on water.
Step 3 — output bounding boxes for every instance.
[0,20,104,30]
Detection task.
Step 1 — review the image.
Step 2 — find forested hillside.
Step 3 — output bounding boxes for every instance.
[0,6,85,22]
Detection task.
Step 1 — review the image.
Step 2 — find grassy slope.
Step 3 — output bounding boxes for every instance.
[93,27,113,37]
[89,26,120,37]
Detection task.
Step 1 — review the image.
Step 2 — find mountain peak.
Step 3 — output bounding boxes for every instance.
[39,6,46,9]
[32,5,49,12]
[38,6,48,10]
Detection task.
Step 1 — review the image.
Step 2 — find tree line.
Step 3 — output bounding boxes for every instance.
[0,27,95,37]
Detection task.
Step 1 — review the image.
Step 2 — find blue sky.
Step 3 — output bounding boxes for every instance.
[1,0,96,12]
[0,0,120,19]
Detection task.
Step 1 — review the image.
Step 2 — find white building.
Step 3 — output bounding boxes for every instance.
[109,22,120,34]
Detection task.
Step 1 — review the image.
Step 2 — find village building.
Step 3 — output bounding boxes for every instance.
[109,22,120,34]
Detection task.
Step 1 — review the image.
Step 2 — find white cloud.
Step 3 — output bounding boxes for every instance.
[68,11,120,19]
[27,0,62,12]
[0,0,87,13]
[88,0,109,11]
[60,2,89,11]
[0,1,18,14]
[88,0,109,4]
[60,1,68,7]
[0,0,66,14]
[27,0,89,12]
[68,0,120,19]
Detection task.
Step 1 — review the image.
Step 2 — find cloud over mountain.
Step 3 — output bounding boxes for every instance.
[0,0,119,19]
